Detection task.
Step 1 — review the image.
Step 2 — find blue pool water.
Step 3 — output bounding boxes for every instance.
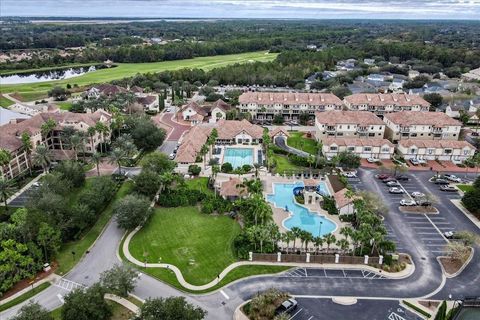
[267,182,336,237]
[224,148,254,168]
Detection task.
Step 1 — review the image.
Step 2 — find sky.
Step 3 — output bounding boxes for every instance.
[2,0,480,20]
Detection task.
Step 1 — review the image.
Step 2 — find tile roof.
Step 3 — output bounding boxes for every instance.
[136,95,157,105]
[211,99,232,112]
[180,101,209,117]
[239,92,343,106]
[315,110,384,126]
[334,188,360,209]
[269,127,290,138]
[398,140,475,150]
[215,119,263,140]
[384,111,461,127]
[323,137,394,148]
[93,84,127,95]
[219,177,247,198]
[344,93,430,108]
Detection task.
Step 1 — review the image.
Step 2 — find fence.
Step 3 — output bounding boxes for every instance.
[251,252,381,265]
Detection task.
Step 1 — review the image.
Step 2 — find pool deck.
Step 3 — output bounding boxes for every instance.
[263,175,349,250]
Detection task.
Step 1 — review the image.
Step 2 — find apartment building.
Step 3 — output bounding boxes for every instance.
[0,110,111,180]
[315,110,385,142]
[343,93,430,116]
[397,140,475,164]
[322,138,395,160]
[238,92,343,122]
[383,111,461,143]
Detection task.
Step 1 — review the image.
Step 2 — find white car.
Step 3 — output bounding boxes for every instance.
[367,157,377,163]
[389,187,405,194]
[411,192,425,198]
[400,199,417,206]
[443,174,461,183]
[344,172,357,178]
[168,153,176,160]
[165,108,172,112]
[409,158,420,166]
[417,159,427,164]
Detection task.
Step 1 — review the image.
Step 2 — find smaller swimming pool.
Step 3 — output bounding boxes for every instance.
[224,148,254,168]
[267,182,336,237]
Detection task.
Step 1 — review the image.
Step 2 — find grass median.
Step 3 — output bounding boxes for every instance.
[0,283,51,312]
[287,131,318,155]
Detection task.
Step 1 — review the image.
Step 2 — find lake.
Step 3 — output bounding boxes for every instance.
[0,65,113,85]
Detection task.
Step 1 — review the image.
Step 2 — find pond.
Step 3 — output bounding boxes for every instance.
[0,65,114,85]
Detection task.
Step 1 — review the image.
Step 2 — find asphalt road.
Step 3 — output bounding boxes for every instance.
[274,136,310,158]
[2,168,479,319]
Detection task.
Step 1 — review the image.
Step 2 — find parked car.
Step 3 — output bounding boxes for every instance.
[417,159,427,164]
[433,178,450,185]
[389,187,404,194]
[410,158,420,166]
[367,157,377,163]
[411,192,425,198]
[275,299,298,315]
[444,231,455,239]
[168,153,176,160]
[418,201,432,207]
[383,177,397,183]
[400,199,417,206]
[440,185,457,192]
[32,182,41,187]
[165,108,171,112]
[375,174,391,180]
[395,175,410,181]
[443,174,462,183]
[386,181,400,187]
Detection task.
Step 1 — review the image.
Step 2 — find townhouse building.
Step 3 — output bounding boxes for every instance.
[322,138,395,160]
[314,110,385,142]
[383,111,462,143]
[397,140,475,164]
[343,93,430,116]
[238,92,343,122]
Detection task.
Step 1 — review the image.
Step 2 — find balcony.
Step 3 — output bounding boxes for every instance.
[357,127,368,132]
[399,127,410,133]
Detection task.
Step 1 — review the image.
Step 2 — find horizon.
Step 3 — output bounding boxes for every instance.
[2,0,480,20]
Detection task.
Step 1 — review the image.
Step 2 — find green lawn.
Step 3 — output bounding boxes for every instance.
[11,91,48,102]
[0,283,51,312]
[1,51,277,97]
[56,101,73,111]
[49,300,134,320]
[49,307,62,320]
[0,94,14,107]
[287,131,318,155]
[129,206,241,285]
[55,181,133,275]
[185,177,214,196]
[271,154,302,174]
[457,184,474,192]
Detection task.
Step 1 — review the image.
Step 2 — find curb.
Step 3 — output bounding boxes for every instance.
[436,247,475,279]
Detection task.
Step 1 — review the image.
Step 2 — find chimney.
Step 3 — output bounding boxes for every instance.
[366,94,371,102]
[405,95,411,102]
[321,95,325,102]
[379,94,384,102]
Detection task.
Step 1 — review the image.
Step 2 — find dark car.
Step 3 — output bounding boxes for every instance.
[375,174,391,180]
[383,177,397,183]
[275,299,298,315]
[440,185,457,192]
[395,175,410,181]
[433,178,450,185]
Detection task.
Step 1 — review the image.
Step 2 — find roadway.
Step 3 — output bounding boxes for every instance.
[2,166,479,319]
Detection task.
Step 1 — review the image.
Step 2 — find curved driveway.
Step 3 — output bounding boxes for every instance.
[2,170,479,319]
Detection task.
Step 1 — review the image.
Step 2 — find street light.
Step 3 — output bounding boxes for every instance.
[319,221,323,237]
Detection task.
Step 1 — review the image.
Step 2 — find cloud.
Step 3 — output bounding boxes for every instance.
[2,0,480,19]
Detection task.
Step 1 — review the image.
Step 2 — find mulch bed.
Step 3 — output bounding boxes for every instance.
[399,206,438,214]
[438,257,464,275]
[0,262,58,301]
[419,300,440,311]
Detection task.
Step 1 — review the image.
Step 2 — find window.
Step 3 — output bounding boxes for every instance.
[364,147,372,152]
[444,149,452,154]
[463,149,470,155]
[330,146,338,151]
[427,149,434,155]
[368,133,375,137]
[381,147,390,153]
[347,147,355,152]
[410,148,417,154]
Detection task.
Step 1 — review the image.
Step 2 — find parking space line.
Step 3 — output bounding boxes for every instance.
[307,317,313,320]
[289,308,303,319]
[323,269,327,277]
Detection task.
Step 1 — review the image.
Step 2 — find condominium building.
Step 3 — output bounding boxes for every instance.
[322,138,395,160]
[343,94,430,116]
[315,110,385,142]
[0,110,111,180]
[238,92,343,121]
[383,111,461,143]
[397,140,475,164]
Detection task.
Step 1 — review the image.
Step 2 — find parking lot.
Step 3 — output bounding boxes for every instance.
[290,298,422,320]
[353,169,468,258]
[8,182,40,207]
[281,267,386,280]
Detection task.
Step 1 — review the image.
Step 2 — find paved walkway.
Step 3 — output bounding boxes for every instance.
[156,112,190,141]
[104,293,140,314]
[122,227,414,291]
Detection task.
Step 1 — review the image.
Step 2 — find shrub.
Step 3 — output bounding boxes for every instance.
[133,169,161,198]
[221,162,233,173]
[54,161,85,188]
[322,196,338,215]
[188,164,201,176]
[113,194,152,230]
[242,164,252,172]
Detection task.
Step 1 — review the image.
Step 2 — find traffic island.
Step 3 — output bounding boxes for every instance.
[437,247,474,278]
[398,206,439,214]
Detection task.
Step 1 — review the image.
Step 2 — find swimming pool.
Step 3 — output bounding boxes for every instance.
[224,148,254,168]
[267,182,336,237]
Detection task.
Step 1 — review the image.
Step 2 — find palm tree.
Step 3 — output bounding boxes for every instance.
[291,227,302,252]
[91,152,102,176]
[345,189,355,214]
[67,133,84,161]
[0,149,12,178]
[0,178,16,210]
[40,118,56,144]
[284,231,294,253]
[337,239,350,254]
[87,126,97,152]
[20,133,33,174]
[324,234,336,253]
[200,144,208,167]
[33,144,51,173]
[95,121,110,154]
[303,231,313,253]
[253,163,261,178]
[339,226,353,243]
[109,148,126,175]
[313,236,324,254]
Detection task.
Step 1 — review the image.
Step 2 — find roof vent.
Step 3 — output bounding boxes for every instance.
[405,95,411,102]
[367,95,371,102]
[379,94,384,102]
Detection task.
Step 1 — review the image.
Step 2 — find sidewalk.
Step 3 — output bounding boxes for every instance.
[122,227,415,291]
